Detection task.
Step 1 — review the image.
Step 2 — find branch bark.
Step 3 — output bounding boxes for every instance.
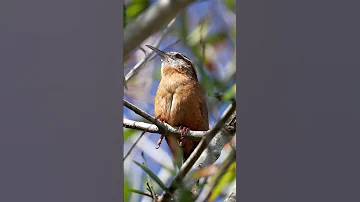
[201,149,236,202]
[124,0,198,56]
[123,118,206,140]
[224,185,236,202]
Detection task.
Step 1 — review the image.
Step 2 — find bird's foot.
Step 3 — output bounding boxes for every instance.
[155,119,166,149]
[178,126,190,147]
[155,134,165,149]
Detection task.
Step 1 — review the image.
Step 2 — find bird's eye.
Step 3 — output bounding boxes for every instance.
[174,54,183,59]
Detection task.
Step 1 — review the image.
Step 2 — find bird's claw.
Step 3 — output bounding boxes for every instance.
[178,126,190,147]
[155,119,167,149]
[155,134,165,149]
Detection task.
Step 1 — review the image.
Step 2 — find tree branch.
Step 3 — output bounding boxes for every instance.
[123,130,146,161]
[124,0,199,56]
[125,16,177,83]
[124,99,163,129]
[123,118,206,140]
[224,185,236,202]
[201,149,236,202]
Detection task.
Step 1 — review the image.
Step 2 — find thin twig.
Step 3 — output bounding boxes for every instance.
[125,16,177,83]
[123,106,162,161]
[123,100,167,160]
[123,130,146,160]
[129,189,153,198]
[142,152,158,202]
[123,99,161,126]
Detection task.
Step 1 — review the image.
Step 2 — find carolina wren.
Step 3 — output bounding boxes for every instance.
[146,45,209,163]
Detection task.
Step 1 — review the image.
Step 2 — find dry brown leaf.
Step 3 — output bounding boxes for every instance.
[191,165,219,179]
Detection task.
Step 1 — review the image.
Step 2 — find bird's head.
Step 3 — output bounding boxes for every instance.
[146,45,198,80]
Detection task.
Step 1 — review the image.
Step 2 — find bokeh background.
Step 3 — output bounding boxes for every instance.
[123,0,236,201]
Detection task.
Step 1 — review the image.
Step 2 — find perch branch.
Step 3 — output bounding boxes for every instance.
[123,99,163,128]
[123,118,206,140]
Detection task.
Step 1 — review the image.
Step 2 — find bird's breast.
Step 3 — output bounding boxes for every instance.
[154,76,198,124]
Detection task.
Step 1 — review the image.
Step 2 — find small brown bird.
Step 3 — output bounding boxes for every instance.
[146,45,209,163]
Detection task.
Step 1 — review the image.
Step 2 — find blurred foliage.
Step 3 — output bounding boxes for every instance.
[191,165,219,178]
[221,84,236,102]
[133,160,169,193]
[124,177,131,201]
[209,161,236,201]
[124,128,137,140]
[178,189,196,202]
[223,0,236,13]
[125,0,150,21]
[205,32,229,45]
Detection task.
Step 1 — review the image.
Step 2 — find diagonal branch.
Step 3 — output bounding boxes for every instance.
[178,110,236,199]
[224,185,236,202]
[201,148,236,202]
[123,130,147,161]
[124,99,163,128]
[125,16,177,83]
[158,101,236,202]
[124,0,199,56]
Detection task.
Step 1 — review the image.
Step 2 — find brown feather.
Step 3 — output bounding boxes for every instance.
[154,64,209,163]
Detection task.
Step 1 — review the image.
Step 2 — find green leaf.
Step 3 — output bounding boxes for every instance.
[126,0,150,20]
[133,160,169,192]
[124,129,137,140]
[124,177,131,202]
[178,189,195,202]
[158,162,177,176]
[232,25,236,41]
[221,84,236,102]
[205,32,228,45]
[209,162,236,201]
[187,17,211,46]
[223,0,236,13]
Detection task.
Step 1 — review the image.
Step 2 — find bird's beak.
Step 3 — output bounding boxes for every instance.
[145,45,169,60]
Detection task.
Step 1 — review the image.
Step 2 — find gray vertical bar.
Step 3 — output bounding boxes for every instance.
[238,0,360,201]
[0,0,123,201]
